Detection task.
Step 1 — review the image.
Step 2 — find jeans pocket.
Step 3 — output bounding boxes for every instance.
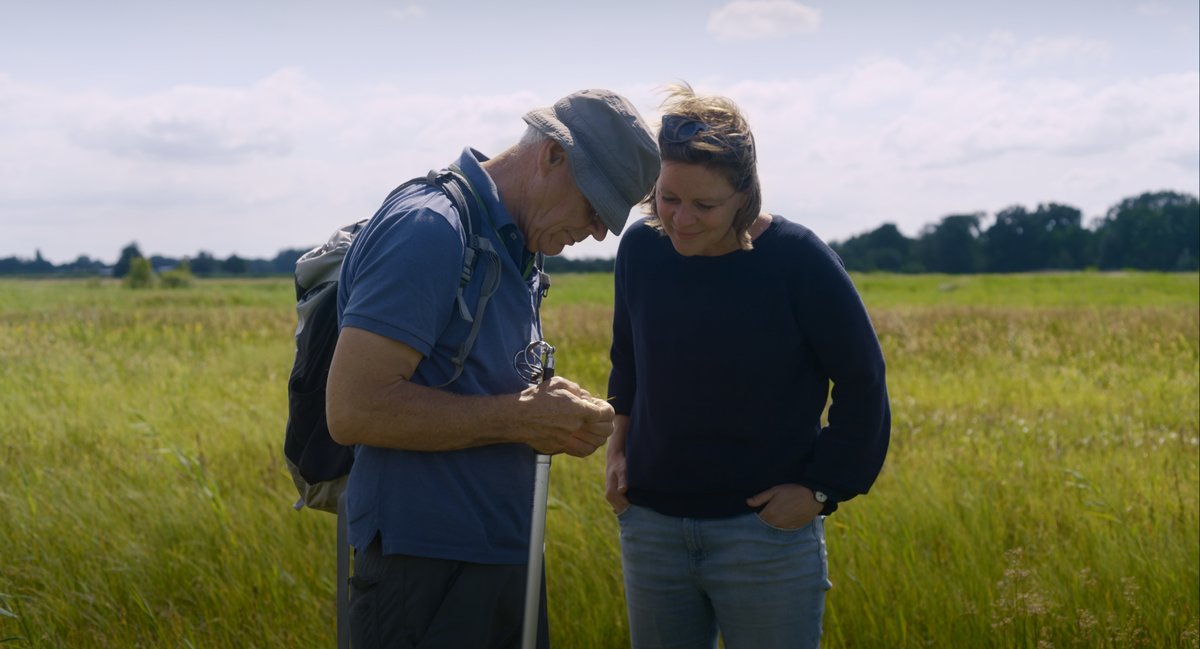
[752,512,811,533]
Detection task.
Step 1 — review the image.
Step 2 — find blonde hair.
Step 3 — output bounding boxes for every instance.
[644,82,762,250]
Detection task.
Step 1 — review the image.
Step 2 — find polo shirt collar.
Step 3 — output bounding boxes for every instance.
[454,148,533,270]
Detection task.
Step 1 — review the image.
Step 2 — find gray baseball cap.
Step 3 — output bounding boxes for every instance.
[523,89,660,235]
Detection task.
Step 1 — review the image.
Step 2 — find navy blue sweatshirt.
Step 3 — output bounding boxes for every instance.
[608,216,890,517]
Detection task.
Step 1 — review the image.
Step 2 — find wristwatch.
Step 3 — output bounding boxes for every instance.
[813,490,829,504]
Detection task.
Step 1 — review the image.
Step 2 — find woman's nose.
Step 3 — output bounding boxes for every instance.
[672,205,695,226]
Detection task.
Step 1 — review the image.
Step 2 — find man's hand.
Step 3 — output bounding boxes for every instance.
[329,327,616,454]
[746,484,824,530]
[520,377,614,457]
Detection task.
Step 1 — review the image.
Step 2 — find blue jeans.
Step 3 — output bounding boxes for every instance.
[617,504,831,649]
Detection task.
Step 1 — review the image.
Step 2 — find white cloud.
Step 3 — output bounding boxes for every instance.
[669,54,1198,245]
[931,31,1112,70]
[67,69,324,164]
[707,0,821,43]
[1136,2,1170,17]
[1,28,1196,263]
[1012,35,1113,67]
[875,71,1198,168]
[0,70,572,263]
[829,59,922,110]
[389,5,426,21]
[72,116,292,163]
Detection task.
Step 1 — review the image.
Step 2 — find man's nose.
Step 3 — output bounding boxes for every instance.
[588,220,608,242]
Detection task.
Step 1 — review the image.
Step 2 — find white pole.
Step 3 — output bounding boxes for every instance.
[522,345,556,649]
[521,453,552,649]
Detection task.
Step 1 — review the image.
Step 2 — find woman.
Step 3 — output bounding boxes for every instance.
[605,84,891,649]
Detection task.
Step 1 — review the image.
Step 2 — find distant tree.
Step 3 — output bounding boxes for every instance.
[114,243,143,278]
[149,255,181,272]
[982,203,1088,272]
[273,248,307,274]
[28,250,55,274]
[981,205,1032,272]
[832,223,917,272]
[1035,203,1090,270]
[222,254,247,275]
[63,255,105,275]
[191,251,218,276]
[1096,191,1199,270]
[916,213,984,273]
[542,256,616,273]
[124,257,155,289]
[247,258,276,275]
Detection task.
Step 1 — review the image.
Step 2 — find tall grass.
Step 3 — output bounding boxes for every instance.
[1,273,1196,648]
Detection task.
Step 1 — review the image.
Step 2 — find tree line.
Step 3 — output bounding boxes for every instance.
[0,246,310,278]
[2,190,1196,277]
[829,190,1198,273]
[0,242,619,278]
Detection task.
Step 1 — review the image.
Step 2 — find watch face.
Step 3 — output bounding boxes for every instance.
[814,491,828,503]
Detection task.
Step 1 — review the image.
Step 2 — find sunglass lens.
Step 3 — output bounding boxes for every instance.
[663,115,706,143]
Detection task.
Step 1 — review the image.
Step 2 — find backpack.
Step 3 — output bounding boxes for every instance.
[283,168,502,513]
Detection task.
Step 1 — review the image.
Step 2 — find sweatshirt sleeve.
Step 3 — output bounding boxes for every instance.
[607,231,636,415]
[796,238,891,506]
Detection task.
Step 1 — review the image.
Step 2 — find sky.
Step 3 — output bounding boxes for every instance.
[1,0,1197,264]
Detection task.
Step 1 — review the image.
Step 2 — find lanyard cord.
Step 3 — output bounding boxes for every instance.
[532,259,548,342]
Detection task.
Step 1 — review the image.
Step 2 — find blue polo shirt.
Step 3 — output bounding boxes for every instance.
[337,148,544,564]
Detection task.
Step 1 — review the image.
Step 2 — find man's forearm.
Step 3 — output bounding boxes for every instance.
[327,376,532,450]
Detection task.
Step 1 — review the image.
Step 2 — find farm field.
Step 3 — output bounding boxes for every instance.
[1,272,1197,648]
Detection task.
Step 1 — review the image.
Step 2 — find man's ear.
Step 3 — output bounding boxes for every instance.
[537,139,568,175]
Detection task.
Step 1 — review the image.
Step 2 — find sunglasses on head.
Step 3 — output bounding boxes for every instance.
[661,114,709,144]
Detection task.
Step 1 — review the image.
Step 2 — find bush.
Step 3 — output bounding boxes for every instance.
[161,259,194,289]
[123,257,155,289]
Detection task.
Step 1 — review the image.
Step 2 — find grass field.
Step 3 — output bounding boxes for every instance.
[1,272,1197,648]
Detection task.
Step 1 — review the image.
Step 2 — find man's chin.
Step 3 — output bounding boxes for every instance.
[539,241,570,256]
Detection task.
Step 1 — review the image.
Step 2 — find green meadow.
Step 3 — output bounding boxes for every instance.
[1,272,1197,648]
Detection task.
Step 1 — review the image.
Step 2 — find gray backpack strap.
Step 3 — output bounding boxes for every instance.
[429,168,503,388]
[437,171,483,323]
[441,234,501,386]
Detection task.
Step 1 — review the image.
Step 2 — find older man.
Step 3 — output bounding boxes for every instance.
[326,89,659,649]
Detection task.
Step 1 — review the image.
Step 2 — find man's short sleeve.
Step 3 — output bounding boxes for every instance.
[339,206,464,357]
